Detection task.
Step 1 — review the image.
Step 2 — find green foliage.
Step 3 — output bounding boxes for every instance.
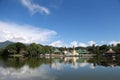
[0,48,4,55]
[27,43,42,57]
[15,42,26,53]
[3,43,17,56]
[43,46,54,53]
[115,44,120,53]
[87,44,109,54]
[27,43,54,57]
[99,45,109,53]
[2,42,26,56]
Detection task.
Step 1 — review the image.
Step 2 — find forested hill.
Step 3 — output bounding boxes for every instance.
[0,41,13,48]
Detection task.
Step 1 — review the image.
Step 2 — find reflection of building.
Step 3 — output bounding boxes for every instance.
[64,57,79,69]
[64,57,79,63]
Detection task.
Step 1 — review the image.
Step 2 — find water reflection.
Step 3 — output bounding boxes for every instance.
[88,56,120,68]
[0,65,57,80]
[51,57,92,69]
[0,56,120,80]
[0,57,57,80]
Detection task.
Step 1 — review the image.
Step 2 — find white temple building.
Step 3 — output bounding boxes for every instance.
[63,50,72,56]
[63,46,79,56]
[71,46,79,56]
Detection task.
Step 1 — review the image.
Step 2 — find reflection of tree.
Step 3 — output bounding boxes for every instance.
[0,57,54,69]
[26,58,40,68]
[2,56,120,69]
[26,58,52,68]
[1,57,25,69]
[88,56,120,67]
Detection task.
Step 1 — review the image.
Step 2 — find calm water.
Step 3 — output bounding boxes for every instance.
[0,56,120,80]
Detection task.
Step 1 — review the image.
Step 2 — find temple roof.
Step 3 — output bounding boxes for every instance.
[54,48,60,53]
[105,48,116,54]
[77,49,88,54]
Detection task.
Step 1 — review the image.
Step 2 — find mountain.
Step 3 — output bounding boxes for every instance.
[0,41,13,48]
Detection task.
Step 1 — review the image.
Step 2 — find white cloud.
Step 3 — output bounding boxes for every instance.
[21,0,50,15]
[108,41,120,46]
[88,41,96,46]
[70,41,78,47]
[50,40,97,47]
[50,40,63,47]
[79,43,87,47]
[0,21,57,43]
[101,41,107,44]
[50,40,120,48]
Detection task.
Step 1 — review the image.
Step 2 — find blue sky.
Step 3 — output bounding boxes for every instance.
[0,0,120,47]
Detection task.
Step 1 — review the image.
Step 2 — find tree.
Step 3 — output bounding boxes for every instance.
[43,46,54,54]
[87,44,97,54]
[2,42,26,56]
[3,43,17,56]
[115,44,120,53]
[27,43,43,57]
[0,48,4,55]
[15,42,26,53]
[99,45,109,53]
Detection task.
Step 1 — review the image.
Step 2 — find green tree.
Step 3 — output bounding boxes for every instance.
[115,44,120,53]
[99,45,109,53]
[3,43,17,56]
[2,42,26,56]
[27,43,43,57]
[0,48,4,55]
[15,42,26,53]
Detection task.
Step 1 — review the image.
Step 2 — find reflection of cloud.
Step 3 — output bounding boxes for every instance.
[51,62,64,70]
[71,62,78,69]
[0,65,56,80]
[89,64,96,69]
[80,63,89,67]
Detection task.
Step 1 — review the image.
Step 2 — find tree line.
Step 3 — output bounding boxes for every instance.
[87,44,120,54]
[0,42,54,57]
[0,42,120,57]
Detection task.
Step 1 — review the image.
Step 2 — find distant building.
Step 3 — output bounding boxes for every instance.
[71,46,79,55]
[104,48,116,57]
[54,48,60,54]
[105,48,116,54]
[76,49,89,54]
[63,50,72,56]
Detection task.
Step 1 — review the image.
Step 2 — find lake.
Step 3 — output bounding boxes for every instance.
[0,56,120,80]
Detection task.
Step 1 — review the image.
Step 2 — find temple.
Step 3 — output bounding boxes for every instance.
[72,46,79,55]
[105,48,116,54]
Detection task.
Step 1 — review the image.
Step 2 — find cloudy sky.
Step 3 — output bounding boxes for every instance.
[0,0,120,47]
